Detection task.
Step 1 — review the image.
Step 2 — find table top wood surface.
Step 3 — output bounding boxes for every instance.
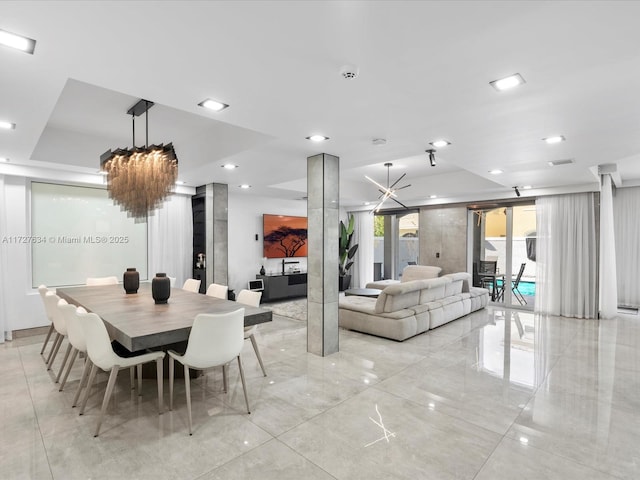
[56,283,272,352]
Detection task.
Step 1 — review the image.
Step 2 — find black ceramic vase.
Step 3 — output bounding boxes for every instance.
[123,268,139,294]
[152,273,171,304]
[260,265,266,275]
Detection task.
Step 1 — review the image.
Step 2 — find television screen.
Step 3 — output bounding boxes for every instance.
[263,214,308,258]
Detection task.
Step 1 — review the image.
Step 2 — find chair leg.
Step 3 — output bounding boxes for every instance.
[249,334,267,377]
[79,362,99,415]
[169,357,174,411]
[184,363,192,435]
[59,347,78,391]
[55,343,73,383]
[40,323,55,356]
[222,364,228,393]
[237,356,250,414]
[46,334,63,370]
[94,367,119,437]
[137,364,143,395]
[72,357,92,407]
[130,367,135,390]
[156,358,163,414]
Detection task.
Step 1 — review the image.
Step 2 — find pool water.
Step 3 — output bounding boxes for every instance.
[496,280,536,296]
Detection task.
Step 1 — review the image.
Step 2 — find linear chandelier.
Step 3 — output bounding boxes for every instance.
[100,99,178,219]
[365,162,411,213]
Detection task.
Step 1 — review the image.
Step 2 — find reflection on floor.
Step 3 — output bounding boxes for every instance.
[1,305,638,479]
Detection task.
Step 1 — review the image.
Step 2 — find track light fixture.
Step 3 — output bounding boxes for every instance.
[513,186,521,197]
[426,149,436,167]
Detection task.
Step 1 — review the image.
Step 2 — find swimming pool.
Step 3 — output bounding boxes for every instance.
[496,280,536,296]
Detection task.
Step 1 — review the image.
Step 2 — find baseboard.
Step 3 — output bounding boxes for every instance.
[13,325,50,339]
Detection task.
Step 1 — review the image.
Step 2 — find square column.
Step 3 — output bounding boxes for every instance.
[307,153,339,356]
[205,183,228,289]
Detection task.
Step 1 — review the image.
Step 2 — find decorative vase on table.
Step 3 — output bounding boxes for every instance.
[152,273,171,304]
[123,268,139,294]
[259,265,266,275]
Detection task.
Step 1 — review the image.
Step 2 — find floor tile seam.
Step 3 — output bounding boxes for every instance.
[17,345,56,480]
[180,439,270,480]
[268,383,381,439]
[368,383,512,441]
[195,437,340,480]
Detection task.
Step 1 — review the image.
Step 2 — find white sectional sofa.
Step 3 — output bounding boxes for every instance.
[366,265,442,290]
[339,272,489,341]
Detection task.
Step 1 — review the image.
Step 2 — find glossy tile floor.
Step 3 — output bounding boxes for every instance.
[1,306,639,479]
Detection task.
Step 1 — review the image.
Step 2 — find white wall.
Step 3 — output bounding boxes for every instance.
[228,193,309,295]
[2,176,47,331]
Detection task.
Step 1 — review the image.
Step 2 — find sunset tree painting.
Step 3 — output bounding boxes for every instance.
[263,214,308,258]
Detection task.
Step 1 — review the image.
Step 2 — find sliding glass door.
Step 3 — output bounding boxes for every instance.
[374,210,419,280]
[469,203,536,310]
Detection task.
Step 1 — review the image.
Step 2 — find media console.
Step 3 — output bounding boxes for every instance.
[257,273,307,302]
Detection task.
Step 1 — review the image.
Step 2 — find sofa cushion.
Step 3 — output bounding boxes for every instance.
[401,265,442,282]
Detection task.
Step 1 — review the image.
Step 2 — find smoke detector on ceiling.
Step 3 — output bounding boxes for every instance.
[372,138,387,146]
[340,64,359,79]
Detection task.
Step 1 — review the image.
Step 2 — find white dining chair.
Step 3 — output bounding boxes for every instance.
[43,292,69,377]
[206,283,228,300]
[236,289,267,376]
[182,278,201,293]
[85,276,118,286]
[168,309,249,435]
[38,285,56,358]
[78,311,165,437]
[56,301,89,396]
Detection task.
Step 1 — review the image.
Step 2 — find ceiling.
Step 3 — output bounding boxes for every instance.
[2,1,640,209]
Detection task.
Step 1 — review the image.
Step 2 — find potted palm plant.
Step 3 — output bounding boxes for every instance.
[339,214,359,291]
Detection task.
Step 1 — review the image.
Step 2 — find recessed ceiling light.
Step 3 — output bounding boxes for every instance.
[543,135,565,144]
[0,157,9,163]
[175,180,185,185]
[490,73,526,91]
[198,99,229,112]
[489,169,503,175]
[522,185,532,190]
[363,201,371,205]
[0,28,36,54]
[222,164,238,170]
[429,194,437,199]
[239,184,251,189]
[306,135,329,142]
[0,121,16,130]
[430,140,450,148]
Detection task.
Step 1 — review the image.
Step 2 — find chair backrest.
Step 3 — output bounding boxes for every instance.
[38,285,53,321]
[58,301,87,352]
[236,289,262,307]
[86,276,118,286]
[206,283,228,300]
[182,278,201,293]
[182,309,245,369]
[478,260,497,274]
[78,311,118,370]
[513,263,526,286]
[44,292,67,334]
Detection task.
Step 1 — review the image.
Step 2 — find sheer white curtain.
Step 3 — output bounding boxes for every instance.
[599,174,618,318]
[350,211,374,289]
[535,192,597,319]
[613,186,640,307]
[148,194,193,288]
[0,176,9,342]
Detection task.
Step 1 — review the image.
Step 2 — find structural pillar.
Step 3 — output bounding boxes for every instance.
[205,183,228,289]
[307,153,339,356]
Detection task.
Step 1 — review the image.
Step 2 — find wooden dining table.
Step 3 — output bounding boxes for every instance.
[56,283,273,352]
